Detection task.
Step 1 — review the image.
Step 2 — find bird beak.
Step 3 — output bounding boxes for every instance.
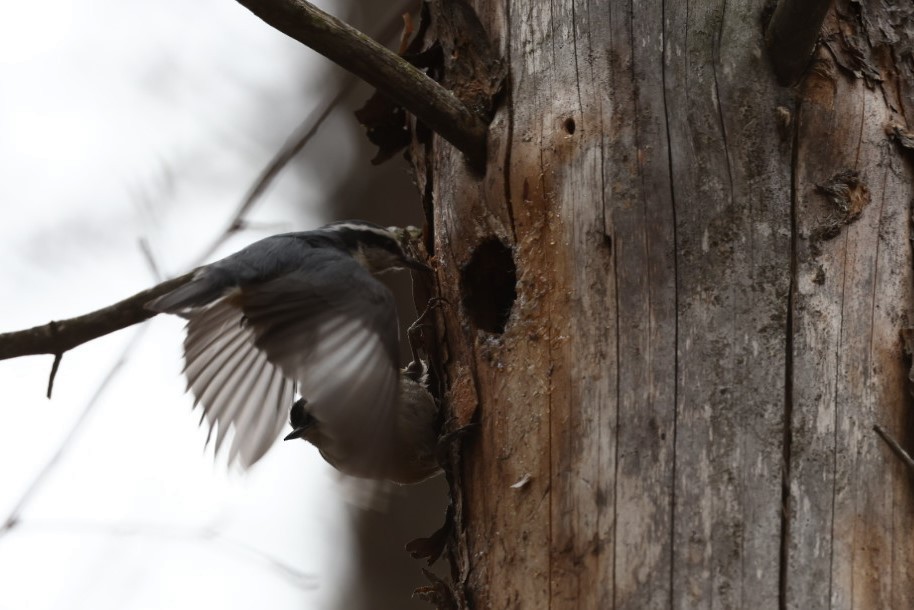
[284,427,307,441]
[404,257,433,273]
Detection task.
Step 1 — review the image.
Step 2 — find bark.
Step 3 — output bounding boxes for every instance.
[411,0,914,608]
[786,3,914,607]
[233,0,488,160]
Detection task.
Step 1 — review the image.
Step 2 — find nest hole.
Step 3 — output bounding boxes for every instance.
[460,238,517,334]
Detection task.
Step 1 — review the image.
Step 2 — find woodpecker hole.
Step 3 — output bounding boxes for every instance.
[563,117,576,135]
[460,238,517,334]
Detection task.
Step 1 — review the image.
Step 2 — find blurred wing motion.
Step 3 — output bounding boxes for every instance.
[182,298,295,466]
[149,250,401,470]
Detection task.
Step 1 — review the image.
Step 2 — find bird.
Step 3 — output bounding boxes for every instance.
[146,220,442,484]
[284,358,440,485]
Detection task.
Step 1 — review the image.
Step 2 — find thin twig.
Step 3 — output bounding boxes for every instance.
[46,353,62,399]
[191,75,357,266]
[0,4,413,366]
[3,245,170,531]
[0,80,350,364]
[0,272,195,362]
[1,329,142,533]
[193,2,410,264]
[0,4,414,582]
[764,0,833,86]
[233,0,488,162]
[0,42,369,530]
[0,86,344,364]
[873,424,914,473]
[10,519,316,589]
[138,237,165,283]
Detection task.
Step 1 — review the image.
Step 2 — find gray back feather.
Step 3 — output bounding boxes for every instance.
[149,235,401,470]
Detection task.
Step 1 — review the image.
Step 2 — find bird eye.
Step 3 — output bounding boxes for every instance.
[289,398,307,427]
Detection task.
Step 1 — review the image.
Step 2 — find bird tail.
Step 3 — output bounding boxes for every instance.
[146,271,226,314]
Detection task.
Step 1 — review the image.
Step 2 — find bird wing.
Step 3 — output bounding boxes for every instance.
[238,257,401,477]
[180,250,400,471]
[182,296,295,468]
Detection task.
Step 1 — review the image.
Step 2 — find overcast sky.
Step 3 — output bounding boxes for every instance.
[0,1,433,609]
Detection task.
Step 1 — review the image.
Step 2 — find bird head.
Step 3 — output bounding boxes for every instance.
[284,398,316,442]
[324,221,431,274]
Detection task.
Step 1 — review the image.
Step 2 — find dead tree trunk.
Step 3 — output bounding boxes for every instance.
[412,0,914,607]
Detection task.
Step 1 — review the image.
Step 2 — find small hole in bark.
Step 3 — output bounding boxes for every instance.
[460,238,517,334]
[563,117,576,135]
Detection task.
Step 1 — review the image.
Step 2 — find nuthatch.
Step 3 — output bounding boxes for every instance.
[147,221,441,484]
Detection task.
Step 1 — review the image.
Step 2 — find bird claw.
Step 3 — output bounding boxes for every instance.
[407,297,449,362]
[406,502,455,566]
[434,421,478,467]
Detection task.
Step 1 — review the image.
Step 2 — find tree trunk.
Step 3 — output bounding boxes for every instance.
[411,0,914,607]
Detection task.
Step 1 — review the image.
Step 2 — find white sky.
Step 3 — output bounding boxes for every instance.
[0,1,431,609]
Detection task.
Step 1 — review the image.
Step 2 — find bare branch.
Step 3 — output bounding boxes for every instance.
[191,75,357,265]
[0,60,355,369]
[874,424,914,473]
[7,519,316,589]
[765,0,833,86]
[233,0,488,162]
[0,272,193,362]
[0,5,410,371]
[2,329,142,533]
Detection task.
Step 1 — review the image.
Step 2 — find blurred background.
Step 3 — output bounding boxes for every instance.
[0,1,447,608]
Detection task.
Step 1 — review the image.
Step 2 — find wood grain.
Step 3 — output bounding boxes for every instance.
[410,0,914,608]
[785,3,914,606]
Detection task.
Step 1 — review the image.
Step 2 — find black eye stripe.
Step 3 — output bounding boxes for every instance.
[358,231,401,253]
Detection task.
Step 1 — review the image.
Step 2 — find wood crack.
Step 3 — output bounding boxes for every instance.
[502,0,517,243]
[779,91,802,610]
[660,0,680,606]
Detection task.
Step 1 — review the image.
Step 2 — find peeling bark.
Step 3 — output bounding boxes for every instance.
[785,2,914,607]
[408,0,914,608]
